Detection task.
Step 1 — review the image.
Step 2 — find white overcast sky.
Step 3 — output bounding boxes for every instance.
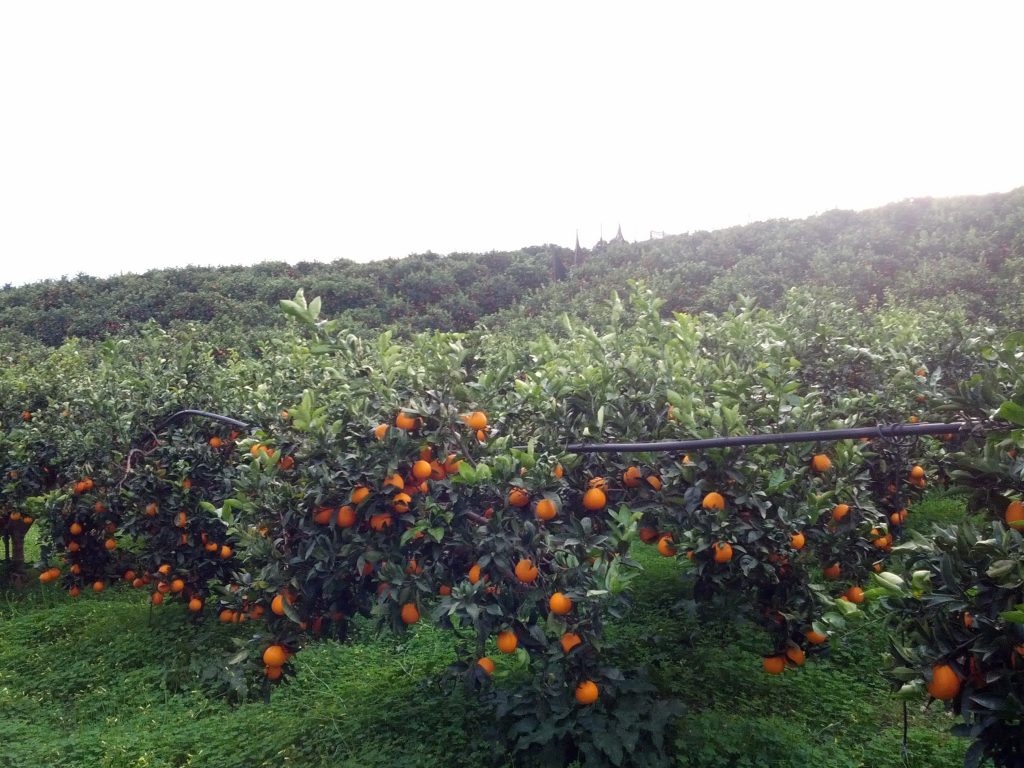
[1,2,1022,287]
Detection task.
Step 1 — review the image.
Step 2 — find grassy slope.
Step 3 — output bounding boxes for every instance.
[0,496,968,768]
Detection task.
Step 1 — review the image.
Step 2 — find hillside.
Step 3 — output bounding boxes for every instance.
[2,187,1021,345]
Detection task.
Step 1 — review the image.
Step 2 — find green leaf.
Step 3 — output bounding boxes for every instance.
[996,400,1024,426]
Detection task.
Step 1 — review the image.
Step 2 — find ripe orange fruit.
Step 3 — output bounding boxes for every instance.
[514,559,539,583]
[535,498,557,521]
[622,466,642,488]
[373,424,388,440]
[927,663,961,700]
[645,474,663,491]
[963,612,974,628]
[170,579,185,593]
[702,492,725,510]
[811,454,832,472]
[638,527,659,543]
[392,493,412,513]
[587,477,608,490]
[188,597,202,612]
[370,513,392,531]
[785,647,806,666]
[70,564,81,575]
[219,609,235,623]
[508,488,530,507]
[468,563,483,584]
[265,665,283,681]
[149,591,162,604]
[831,503,850,522]
[790,531,806,550]
[657,535,676,557]
[351,486,371,505]
[412,460,432,481]
[158,563,172,575]
[553,464,564,479]
[209,436,223,448]
[763,656,786,674]
[582,488,606,511]
[910,465,925,480]
[560,632,582,654]
[384,473,405,490]
[549,592,573,615]
[438,584,452,596]
[1005,500,1024,528]
[21,410,31,421]
[400,603,420,625]
[313,507,333,525]
[443,454,462,475]
[845,586,865,604]
[175,511,187,528]
[145,502,158,517]
[123,569,136,582]
[823,563,841,580]
[497,630,518,654]
[575,680,599,704]
[263,645,287,667]
[271,594,287,616]
[67,541,80,553]
[395,411,418,430]
[805,629,828,644]
[713,542,733,563]
[90,580,103,593]
[465,411,488,430]
[336,505,356,528]
[477,657,495,675]
[220,545,233,559]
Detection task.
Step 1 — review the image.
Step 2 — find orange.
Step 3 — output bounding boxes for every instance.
[549,592,573,615]
[638,527,659,543]
[1005,500,1024,528]
[910,465,925,480]
[831,503,850,522]
[150,591,162,604]
[574,680,599,704]
[145,502,158,517]
[352,486,371,505]
[392,493,412,513]
[265,665,283,681]
[188,597,203,612]
[553,464,564,479]
[823,563,841,580]
[497,630,518,654]
[219,609,235,623]
[336,505,356,528]
[582,488,606,511]
[763,655,786,674]
[93,581,106,592]
[400,603,420,625]
[209,436,223,448]
[465,411,488,430]
[963,612,974,628]
[702,492,725,510]
[220,545,233,559]
[69,522,83,536]
[560,632,582,654]
[271,594,287,616]
[170,579,185,593]
[384,473,405,490]
[373,423,388,440]
[785,646,806,666]
[622,466,642,488]
[438,584,452,596]
[175,511,187,528]
[790,531,806,550]
[806,629,828,644]
[535,498,557,521]
[514,559,539,583]
[314,507,333,525]
[845,586,864,604]
[370,513,393,531]
[263,645,288,667]
[645,475,663,491]
[443,454,462,475]
[811,454,832,472]
[468,563,483,584]
[67,541,80,553]
[713,542,733,563]
[477,657,495,675]
[657,535,676,557]
[158,563,172,575]
[412,460,432,480]
[587,477,608,490]
[926,663,960,700]
[395,411,418,430]
[508,488,530,507]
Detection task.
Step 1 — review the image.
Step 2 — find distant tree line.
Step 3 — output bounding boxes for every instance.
[2,188,1021,345]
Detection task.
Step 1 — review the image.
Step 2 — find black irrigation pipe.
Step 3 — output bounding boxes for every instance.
[566,419,1014,454]
[152,409,253,434]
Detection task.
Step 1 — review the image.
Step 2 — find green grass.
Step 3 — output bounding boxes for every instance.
[0,505,971,768]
